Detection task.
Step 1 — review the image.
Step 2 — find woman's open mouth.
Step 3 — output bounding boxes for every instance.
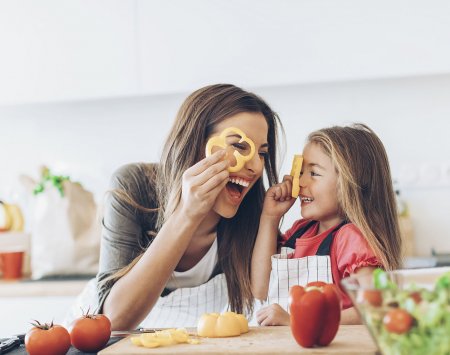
[225,177,250,204]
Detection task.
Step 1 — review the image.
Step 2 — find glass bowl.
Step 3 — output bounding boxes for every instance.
[341,267,450,355]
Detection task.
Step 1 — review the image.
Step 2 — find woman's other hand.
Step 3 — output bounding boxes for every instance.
[180,150,229,221]
[256,303,290,326]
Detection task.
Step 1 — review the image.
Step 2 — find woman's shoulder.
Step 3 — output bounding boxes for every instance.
[109,162,159,208]
[111,163,157,188]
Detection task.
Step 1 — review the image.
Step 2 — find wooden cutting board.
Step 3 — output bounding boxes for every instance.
[99,325,378,354]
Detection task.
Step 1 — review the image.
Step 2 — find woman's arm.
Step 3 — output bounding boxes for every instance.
[102,151,229,330]
[103,206,203,329]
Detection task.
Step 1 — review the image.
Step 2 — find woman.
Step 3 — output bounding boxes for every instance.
[97,84,283,330]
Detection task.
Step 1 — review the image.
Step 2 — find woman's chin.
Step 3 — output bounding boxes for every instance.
[213,203,239,219]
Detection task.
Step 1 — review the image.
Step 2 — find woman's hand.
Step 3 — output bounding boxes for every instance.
[262,175,297,220]
[179,150,229,221]
[256,304,290,326]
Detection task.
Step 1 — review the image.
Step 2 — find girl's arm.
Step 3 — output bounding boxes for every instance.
[102,151,229,330]
[339,267,378,324]
[251,212,280,300]
[340,307,361,324]
[251,175,296,300]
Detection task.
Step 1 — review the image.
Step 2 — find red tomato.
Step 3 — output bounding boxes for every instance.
[383,309,413,334]
[25,322,71,355]
[362,290,383,307]
[70,313,111,352]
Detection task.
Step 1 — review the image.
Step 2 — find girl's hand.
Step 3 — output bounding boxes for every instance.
[256,304,290,326]
[262,175,296,220]
[179,150,229,221]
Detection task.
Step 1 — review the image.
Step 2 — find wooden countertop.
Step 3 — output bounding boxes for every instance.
[0,278,89,297]
[100,325,378,354]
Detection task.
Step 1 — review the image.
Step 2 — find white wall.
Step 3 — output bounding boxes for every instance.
[1,74,450,256]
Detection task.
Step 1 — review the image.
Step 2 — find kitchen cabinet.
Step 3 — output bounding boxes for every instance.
[0,0,138,105]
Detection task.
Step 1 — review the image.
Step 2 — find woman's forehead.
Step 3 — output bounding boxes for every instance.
[211,112,269,145]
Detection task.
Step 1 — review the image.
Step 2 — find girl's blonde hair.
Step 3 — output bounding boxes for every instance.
[307,123,402,270]
[104,84,283,314]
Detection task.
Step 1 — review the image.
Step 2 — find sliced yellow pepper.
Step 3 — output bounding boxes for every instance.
[290,155,303,198]
[130,328,200,348]
[205,127,256,173]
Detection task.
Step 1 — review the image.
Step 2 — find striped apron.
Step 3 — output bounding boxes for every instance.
[264,221,346,313]
[140,272,228,328]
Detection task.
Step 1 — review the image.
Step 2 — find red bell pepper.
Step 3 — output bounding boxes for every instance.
[289,281,341,348]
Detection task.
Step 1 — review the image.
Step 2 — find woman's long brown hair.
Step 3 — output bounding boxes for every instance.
[307,124,402,270]
[106,84,283,315]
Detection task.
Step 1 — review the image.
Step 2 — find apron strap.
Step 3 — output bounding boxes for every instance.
[284,220,317,249]
[315,221,348,256]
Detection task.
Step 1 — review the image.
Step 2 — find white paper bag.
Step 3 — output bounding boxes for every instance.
[30,179,101,279]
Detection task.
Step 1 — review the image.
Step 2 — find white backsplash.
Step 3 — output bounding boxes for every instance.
[1,75,450,256]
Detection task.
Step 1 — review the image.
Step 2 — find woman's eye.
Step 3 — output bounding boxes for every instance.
[231,143,247,151]
[310,171,320,177]
[258,151,269,159]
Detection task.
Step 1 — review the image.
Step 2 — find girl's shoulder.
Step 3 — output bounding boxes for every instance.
[333,222,381,273]
[282,219,317,240]
[334,222,370,249]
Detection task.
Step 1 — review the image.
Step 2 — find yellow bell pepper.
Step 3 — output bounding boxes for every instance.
[205,127,256,173]
[290,155,303,198]
[197,311,249,338]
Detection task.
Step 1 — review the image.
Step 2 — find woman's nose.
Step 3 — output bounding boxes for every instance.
[245,152,264,174]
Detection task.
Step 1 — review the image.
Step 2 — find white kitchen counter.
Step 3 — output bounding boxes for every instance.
[0,278,88,297]
[0,278,89,337]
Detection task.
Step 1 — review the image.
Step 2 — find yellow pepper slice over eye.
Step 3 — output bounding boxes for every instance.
[205,127,256,173]
[290,155,303,198]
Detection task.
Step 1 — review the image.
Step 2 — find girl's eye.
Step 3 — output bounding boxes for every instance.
[310,171,321,177]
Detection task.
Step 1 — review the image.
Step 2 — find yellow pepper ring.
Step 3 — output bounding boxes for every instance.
[205,127,256,173]
[290,155,303,198]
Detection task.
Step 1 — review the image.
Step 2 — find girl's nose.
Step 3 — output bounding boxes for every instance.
[299,172,307,187]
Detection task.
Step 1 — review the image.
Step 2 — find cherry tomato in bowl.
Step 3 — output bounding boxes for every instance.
[383,308,414,334]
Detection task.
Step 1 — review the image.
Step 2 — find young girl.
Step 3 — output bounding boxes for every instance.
[251,123,402,326]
